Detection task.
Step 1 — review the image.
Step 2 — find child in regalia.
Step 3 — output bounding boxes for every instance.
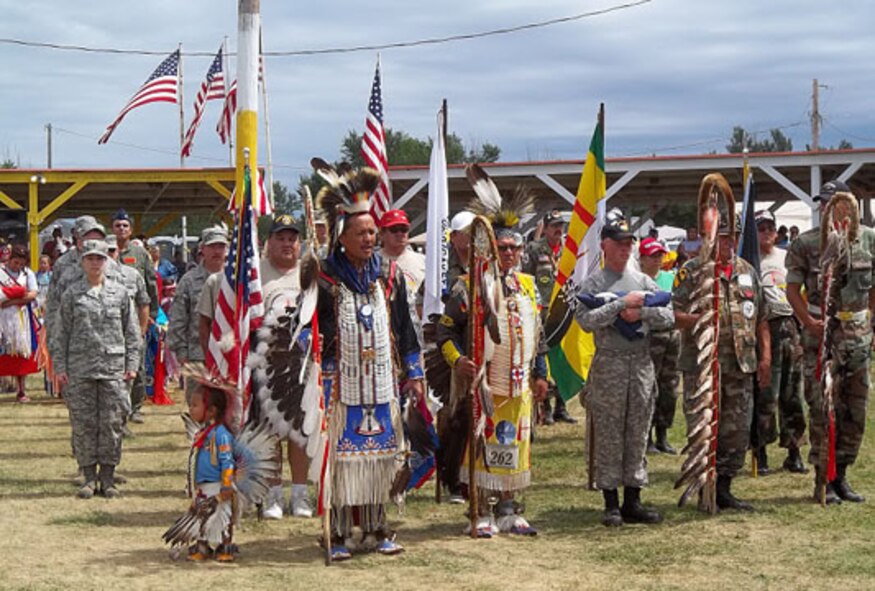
[164,383,237,562]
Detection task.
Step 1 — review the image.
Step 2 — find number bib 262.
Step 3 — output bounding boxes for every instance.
[485,443,519,470]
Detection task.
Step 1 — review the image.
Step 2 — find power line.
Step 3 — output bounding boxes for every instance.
[53,126,311,171]
[0,1,652,57]
[823,119,875,144]
[619,120,807,157]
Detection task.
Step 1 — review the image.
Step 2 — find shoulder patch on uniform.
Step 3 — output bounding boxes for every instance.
[439,315,454,327]
[674,267,688,288]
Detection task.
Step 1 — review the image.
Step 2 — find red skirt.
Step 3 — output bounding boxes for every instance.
[0,354,39,376]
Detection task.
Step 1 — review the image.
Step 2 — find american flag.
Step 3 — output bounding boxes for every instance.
[361,60,392,222]
[216,56,264,145]
[206,166,264,419]
[99,50,180,144]
[181,47,225,158]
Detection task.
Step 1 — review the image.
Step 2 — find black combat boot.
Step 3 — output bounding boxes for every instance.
[620,487,663,524]
[646,430,659,455]
[541,398,555,426]
[782,447,808,474]
[832,464,865,503]
[552,396,578,424]
[654,426,676,455]
[715,475,754,511]
[601,489,623,527]
[78,465,98,499]
[99,464,120,498]
[756,447,770,476]
[813,468,841,505]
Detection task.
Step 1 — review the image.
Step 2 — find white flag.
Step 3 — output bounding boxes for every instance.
[423,108,449,320]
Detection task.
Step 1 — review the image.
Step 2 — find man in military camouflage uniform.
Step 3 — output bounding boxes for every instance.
[786,180,875,505]
[111,209,158,424]
[55,240,140,499]
[637,237,680,454]
[754,210,807,475]
[575,209,673,526]
[523,209,577,425]
[673,216,770,511]
[167,225,228,403]
[106,236,150,338]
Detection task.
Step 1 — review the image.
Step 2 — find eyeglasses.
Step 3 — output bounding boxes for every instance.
[387,226,409,234]
[497,244,522,252]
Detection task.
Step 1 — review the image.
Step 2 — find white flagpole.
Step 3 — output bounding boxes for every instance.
[423,100,449,320]
[223,35,233,166]
[259,27,275,210]
[178,43,185,168]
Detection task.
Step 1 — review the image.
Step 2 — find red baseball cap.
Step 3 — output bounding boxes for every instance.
[380,209,410,229]
[639,237,668,257]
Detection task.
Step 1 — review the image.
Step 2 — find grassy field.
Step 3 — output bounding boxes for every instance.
[1,381,874,591]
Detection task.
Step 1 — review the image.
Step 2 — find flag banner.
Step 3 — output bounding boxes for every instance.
[216,57,264,145]
[423,108,449,321]
[361,58,392,222]
[545,113,606,401]
[99,50,180,144]
[206,166,265,421]
[737,170,761,273]
[181,46,225,157]
[226,166,272,216]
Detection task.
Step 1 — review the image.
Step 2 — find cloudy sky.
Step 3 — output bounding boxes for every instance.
[1,0,874,189]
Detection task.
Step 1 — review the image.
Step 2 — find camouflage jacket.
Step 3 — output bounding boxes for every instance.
[168,265,214,362]
[786,225,875,316]
[673,255,765,374]
[522,237,561,320]
[55,276,141,380]
[118,242,158,318]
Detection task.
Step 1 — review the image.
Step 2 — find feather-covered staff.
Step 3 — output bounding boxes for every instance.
[816,191,858,506]
[674,173,735,514]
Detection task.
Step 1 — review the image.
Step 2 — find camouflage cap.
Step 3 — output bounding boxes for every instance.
[200,225,229,246]
[105,235,118,249]
[81,239,109,258]
[74,215,107,238]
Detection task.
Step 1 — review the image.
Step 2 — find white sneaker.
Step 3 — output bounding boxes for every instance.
[262,501,284,520]
[291,492,314,518]
[262,486,284,520]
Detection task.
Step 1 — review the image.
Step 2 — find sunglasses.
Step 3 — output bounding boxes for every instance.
[387,226,409,234]
[497,244,522,252]
[757,225,776,233]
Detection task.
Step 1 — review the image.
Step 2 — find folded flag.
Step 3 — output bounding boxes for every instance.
[577,290,672,340]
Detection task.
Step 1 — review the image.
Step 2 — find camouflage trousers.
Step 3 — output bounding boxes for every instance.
[752,317,806,450]
[683,359,752,478]
[584,348,655,490]
[65,378,131,468]
[649,329,680,430]
[801,329,870,467]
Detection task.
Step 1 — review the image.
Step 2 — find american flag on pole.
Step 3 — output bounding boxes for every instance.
[181,47,225,157]
[206,165,264,420]
[216,56,264,145]
[99,50,180,144]
[361,58,392,222]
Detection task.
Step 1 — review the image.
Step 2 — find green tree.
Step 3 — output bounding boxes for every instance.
[272,180,302,216]
[1,158,15,169]
[726,126,793,153]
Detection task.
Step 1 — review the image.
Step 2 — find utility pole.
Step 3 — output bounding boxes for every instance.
[811,78,821,151]
[45,123,52,168]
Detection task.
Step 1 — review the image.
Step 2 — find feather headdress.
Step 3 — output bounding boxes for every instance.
[465,163,534,243]
[180,362,244,435]
[311,158,381,253]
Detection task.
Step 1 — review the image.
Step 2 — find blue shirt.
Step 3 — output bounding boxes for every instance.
[194,424,235,487]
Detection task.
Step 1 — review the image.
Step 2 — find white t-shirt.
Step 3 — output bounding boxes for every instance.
[760,248,793,318]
